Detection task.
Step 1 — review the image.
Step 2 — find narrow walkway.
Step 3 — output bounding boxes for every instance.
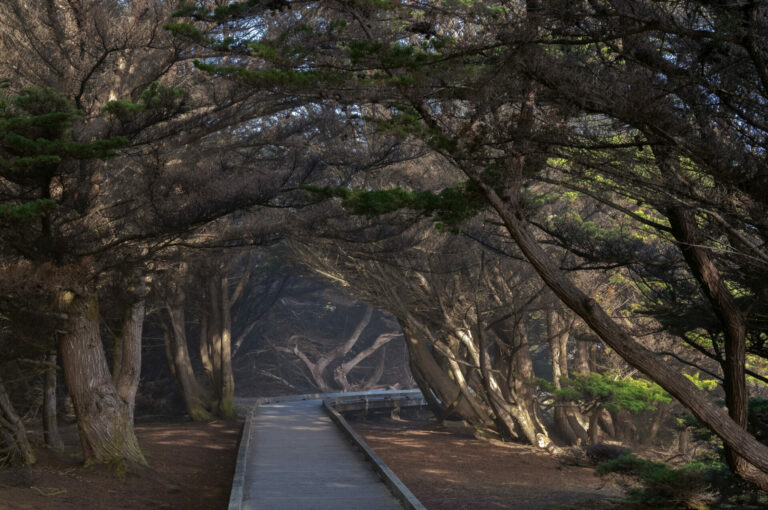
[239,399,404,510]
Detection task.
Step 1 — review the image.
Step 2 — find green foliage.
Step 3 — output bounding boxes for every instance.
[347,40,384,64]
[303,182,486,232]
[683,372,719,392]
[250,42,278,59]
[0,199,57,220]
[554,372,671,413]
[163,22,207,43]
[104,82,189,121]
[1,87,128,223]
[596,454,716,508]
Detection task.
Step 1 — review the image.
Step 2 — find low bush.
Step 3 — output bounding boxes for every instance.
[596,454,717,509]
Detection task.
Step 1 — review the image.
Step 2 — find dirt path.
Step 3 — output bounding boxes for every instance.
[0,418,242,510]
[352,416,622,510]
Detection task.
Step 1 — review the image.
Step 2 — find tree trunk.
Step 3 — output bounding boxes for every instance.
[588,405,602,445]
[57,291,145,466]
[333,332,397,391]
[574,338,592,375]
[294,306,374,392]
[0,377,35,466]
[400,320,492,426]
[666,201,751,478]
[162,303,211,420]
[114,298,145,424]
[478,327,530,442]
[360,346,387,390]
[641,405,667,446]
[507,321,550,445]
[218,273,236,418]
[42,350,63,448]
[199,311,213,387]
[679,427,691,456]
[547,310,586,445]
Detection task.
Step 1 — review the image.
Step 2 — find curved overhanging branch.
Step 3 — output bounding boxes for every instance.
[471,174,768,480]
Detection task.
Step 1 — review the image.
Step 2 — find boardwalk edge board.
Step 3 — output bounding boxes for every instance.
[323,398,428,510]
[228,406,257,510]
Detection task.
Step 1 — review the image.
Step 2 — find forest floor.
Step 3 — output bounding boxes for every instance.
[0,408,635,510]
[0,417,242,510]
[350,412,624,510]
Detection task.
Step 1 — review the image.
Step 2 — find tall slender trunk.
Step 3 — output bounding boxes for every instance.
[200,272,237,418]
[57,292,145,465]
[547,310,586,445]
[509,320,548,442]
[42,350,63,448]
[161,302,211,420]
[199,311,213,386]
[574,339,592,375]
[114,298,145,424]
[218,274,236,418]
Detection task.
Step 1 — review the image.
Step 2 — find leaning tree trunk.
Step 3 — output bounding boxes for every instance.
[57,291,145,465]
[400,319,492,426]
[0,377,35,466]
[42,350,63,448]
[474,174,768,489]
[481,323,549,446]
[161,302,212,421]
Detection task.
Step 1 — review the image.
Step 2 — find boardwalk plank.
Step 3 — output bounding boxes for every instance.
[239,399,403,510]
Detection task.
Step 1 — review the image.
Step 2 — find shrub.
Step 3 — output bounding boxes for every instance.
[596,454,717,508]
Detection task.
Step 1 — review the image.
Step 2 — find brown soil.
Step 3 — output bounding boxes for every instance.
[351,415,623,510]
[0,418,242,510]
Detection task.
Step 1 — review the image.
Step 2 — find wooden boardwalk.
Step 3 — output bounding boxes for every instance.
[236,398,405,510]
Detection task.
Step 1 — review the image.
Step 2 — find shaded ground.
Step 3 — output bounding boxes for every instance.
[350,413,622,510]
[0,418,242,510]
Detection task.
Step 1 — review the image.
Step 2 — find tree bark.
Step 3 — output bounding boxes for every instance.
[57,291,145,466]
[547,310,586,445]
[161,302,211,420]
[666,203,751,478]
[0,377,35,466]
[333,332,397,391]
[293,306,374,392]
[588,405,602,445]
[217,274,236,418]
[114,298,145,424]
[42,350,63,448]
[400,320,492,426]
